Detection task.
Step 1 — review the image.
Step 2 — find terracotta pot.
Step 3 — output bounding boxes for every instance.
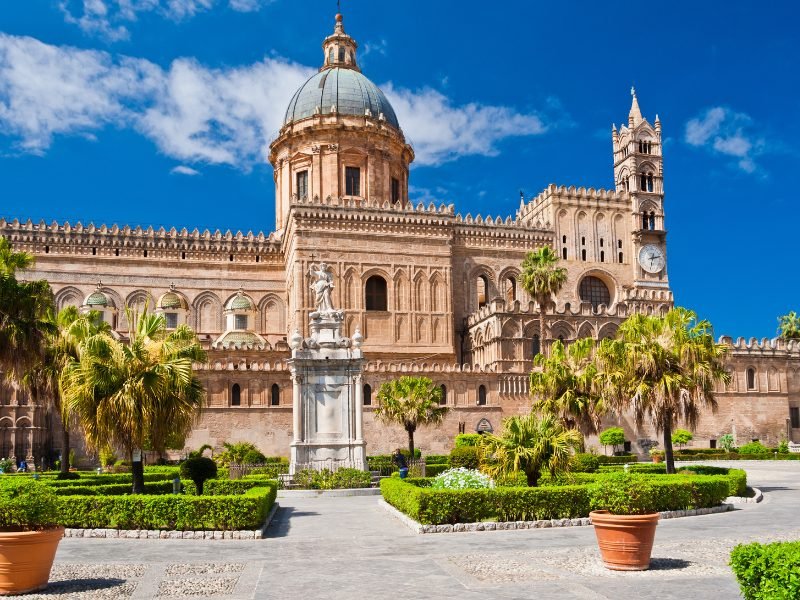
[651,455,663,463]
[0,527,64,595]
[590,511,659,571]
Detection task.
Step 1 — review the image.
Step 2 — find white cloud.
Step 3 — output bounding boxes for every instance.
[59,0,270,40]
[0,34,553,170]
[170,165,200,175]
[384,86,547,166]
[685,107,763,174]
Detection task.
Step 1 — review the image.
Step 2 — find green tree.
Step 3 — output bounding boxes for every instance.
[0,238,54,381]
[374,376,448,457]
[530,337,604,438]
[778,311,800,340]
[23,306,109,475]
[671,428,693,449]
[520,246,567,353]
[62,308,207,493]
[605,307,731,474]
[599,426,626,455]
[480,412,583,486]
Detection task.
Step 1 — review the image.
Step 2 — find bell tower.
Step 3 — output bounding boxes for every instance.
[612,88,671,307]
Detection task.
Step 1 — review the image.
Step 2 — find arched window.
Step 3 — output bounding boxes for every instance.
[271,384,280,406]
[0,426,10,458]
[365,276,388,311]
[746,368,756,390]
[231,384,241,406]
[439,384,447,405]
[642,213,648,230]
[648,212,656,230]
[505,277,516,304]
[363,384,372,406]
[647,174,654,192]
[579,276,611,310]
[328,48,334,64]
[477,385,487,406]
[338,47,345,62]
[477,275,488,308]
[581,249,587,261]
[562,247,567,260]
[532,334,540,357]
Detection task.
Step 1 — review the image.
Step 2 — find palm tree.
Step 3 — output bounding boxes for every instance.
[62,308,207,493]
[520,246,567,354]
[374,376,448,458]
[480,412,583,486]
[24,306,109,475]
[529,337,605,438]
[0,237,54,382]
[778,311,800,340]
[610,307,730,474]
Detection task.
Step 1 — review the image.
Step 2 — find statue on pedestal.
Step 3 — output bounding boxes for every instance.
[309,262,335,315]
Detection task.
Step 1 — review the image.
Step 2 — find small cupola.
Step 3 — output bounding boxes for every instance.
[213,288,267,350]
[155,283,189,329]
[321,13,360,72]
[81,282,117,327]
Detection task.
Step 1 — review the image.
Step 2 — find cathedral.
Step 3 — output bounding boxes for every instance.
[1,14,798,464]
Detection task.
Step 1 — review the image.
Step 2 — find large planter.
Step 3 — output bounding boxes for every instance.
[589,511,659,571]
[651,455,663,463]
[0,527,64,595]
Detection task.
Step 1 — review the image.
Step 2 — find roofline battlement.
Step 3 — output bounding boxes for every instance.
[719,336,800,355]
[518,184,629,222]
[466,297,632,328]
[0,218,282,257]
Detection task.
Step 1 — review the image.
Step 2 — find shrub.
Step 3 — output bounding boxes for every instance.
[454,433,482,448]
[739,441,769,455]
[331,468,372,489]
[719,433,736,452]
[598,427,625,454]
[449,446,480,469]
[180,457,218,495]
[99,447,118,467]
[570,453,600,473]
[55,484,277,530]
[216,442,266,466]
[56,471,81,480]
[52,482,174,496]
[431,468,493,490]
[671,429,693,447]
[241,449,267,464]
[730,541,800,600]
[0,479,60,530]
[778,438,789,454]
[588,472,658,515]
[596,455,638,465]
[424,455,449,465]
[425,464,450,477]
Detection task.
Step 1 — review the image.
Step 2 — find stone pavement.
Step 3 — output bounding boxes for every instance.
[38,462,800,599]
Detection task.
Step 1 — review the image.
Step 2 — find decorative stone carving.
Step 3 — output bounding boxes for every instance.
[311,145,321,154]
[327,143,339,152]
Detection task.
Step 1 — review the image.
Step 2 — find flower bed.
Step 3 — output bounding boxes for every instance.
[380,469,738,525]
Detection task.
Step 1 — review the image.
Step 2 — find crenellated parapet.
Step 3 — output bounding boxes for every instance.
[718,336,800,356]
[364,361,496,374]
[466,297,632,328]
[517,184,629,225]
[0,218,282,262]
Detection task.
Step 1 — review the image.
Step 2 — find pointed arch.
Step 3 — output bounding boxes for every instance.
[193,291,223,334]
[413,271,427,312]
[258,294,286,336]
[343,268,358,310]
[429,272,445,313]
[394,269,409,311]
[54,286,84,310]
[577,321,595,339]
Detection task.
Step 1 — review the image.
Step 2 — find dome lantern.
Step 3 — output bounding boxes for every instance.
[321,13,360,72]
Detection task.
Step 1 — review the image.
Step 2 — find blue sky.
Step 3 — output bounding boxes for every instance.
[1,1,797,339]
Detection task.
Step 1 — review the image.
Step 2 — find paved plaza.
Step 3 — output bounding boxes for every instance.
[33,462,800,599]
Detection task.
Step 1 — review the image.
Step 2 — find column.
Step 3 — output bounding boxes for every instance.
[354,374,363,442]
[8,427,15,463]
[292,374,302,442]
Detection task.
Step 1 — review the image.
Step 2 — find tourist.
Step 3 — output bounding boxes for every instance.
[392,448,408,479]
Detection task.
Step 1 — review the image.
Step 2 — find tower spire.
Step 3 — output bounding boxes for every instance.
[629,86,643,127]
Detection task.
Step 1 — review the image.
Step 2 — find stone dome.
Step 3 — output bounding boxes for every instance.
[283,67,400,130]
[226,291,255,311]
[157,289,188,310]
[84,287,112,308]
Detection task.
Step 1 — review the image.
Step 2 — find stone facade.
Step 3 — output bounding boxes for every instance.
[1,14,798,466]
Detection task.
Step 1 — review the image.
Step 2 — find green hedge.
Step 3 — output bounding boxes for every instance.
[596,455,638,465]
[425,464,450,477]
[598,464,746,497]
[55,482,277,530]
[380,473,731,525]
[424,455,450,465]
[45,472,176,487]
[53,482,174,496]
[675,453,800,461]
[730,541,800,599]
[181,478,273,496]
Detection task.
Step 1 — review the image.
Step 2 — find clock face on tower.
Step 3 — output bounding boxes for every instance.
[638,244,665,274]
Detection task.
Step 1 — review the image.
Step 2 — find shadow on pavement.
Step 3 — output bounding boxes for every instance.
[265,506,320,538]
[648,558,693,570]
[37,578,128,595]
[758,486,792,492]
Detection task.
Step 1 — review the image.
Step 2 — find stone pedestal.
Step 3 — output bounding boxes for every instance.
[288,310,366,473]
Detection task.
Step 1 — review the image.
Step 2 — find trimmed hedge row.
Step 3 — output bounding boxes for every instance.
[45,472,176,487]
[425,464,450,477]
[596,455,638,465]
[53,482,174,496]
[55,482,277,530]
[676,453,800,461]
[730,540,800,600]
[380,474,732,525]
[597,464,746,497]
